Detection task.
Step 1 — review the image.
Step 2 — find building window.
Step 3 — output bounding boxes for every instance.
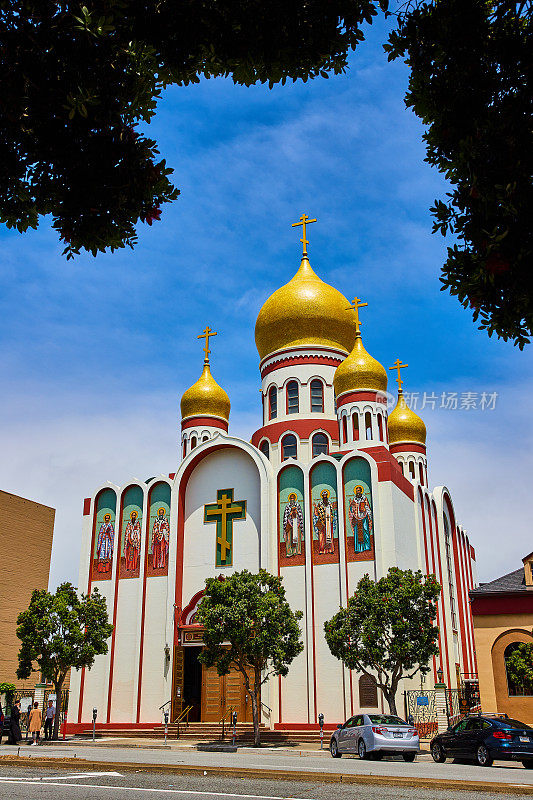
[353,413,360,441]
[312,433,328,457]
[269,386,277,420]
[310,380,324,413]
[342,416,348,444]
[419,462,425,485]
[377,414,383,442]
[282,434,297,460]
[260,440,270,459]
[202,435,209,442]
[505,643,533,696]
[409,461,415,479]
[191,436,197,449]
[365,412,372,440]
[182,439,187,458]
[287,381,299,414]
[359,675,378,708]
[399,461,404,475]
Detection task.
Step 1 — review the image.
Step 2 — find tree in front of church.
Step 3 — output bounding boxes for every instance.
[505,642,533,693]
[324,568,441,715]
[16,582,114,740]
[197,569,303,746]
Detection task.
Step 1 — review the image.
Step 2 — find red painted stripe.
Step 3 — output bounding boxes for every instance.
[308,476,318,725]
[471,594,533,614]
[461,532,477,673]
[181,416,228,431]
[424,496,442,683]
[83,498,91,516]
[447,497,469,678]
[418,493,436,680]
[432,502,452,689]
[336,390,384,406]
[457,529,473,674]
[389,442,427,455]
[260,350,345,378]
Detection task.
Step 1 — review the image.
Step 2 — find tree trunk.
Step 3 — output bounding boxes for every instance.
[384,688,398,716]
[52,677,64,740]
[250,670,261,747]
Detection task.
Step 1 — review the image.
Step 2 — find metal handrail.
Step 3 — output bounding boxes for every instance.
[159,700,171,711]
[260,701,272,715]
[175,704,193,738]
[220,706,234,740]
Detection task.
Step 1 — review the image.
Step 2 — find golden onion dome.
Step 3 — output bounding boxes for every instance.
[388,391,426,445]
[180,362,230,422]
[255,256,356,361]
[333,333,388,397]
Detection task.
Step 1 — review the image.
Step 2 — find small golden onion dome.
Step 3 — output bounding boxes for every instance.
[180,362,230,421]
[388,391,426,445]
[333,333,388,396]
[255,256,356,360]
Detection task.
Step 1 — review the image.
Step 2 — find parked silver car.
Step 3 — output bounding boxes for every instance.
[330,713,419,760]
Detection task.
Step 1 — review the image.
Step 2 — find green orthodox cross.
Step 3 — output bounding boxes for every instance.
[204,488,247,567]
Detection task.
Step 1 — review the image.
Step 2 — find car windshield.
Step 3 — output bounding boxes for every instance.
[368,715,406,725]
[496,718,533,730]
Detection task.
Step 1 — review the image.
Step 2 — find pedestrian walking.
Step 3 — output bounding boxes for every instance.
[8,700,22,745]
[44,700,55,741]
[28,701,42,745]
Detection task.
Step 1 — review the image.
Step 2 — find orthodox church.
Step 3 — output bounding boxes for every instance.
[69,216,478,731]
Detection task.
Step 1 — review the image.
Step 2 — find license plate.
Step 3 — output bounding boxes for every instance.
[393,732,403,738]
[520,736,529,742]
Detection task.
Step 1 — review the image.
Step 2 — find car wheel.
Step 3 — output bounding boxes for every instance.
[330,739,342,758]
[522,759,533,769]
[403,753,416,762]
[476,744,493,767]
[431,743,446,763]
[358,739,368,760]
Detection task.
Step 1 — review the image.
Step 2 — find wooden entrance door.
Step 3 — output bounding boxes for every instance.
[201,664,255,722]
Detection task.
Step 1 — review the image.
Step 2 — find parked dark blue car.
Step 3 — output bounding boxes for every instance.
[431,715,533,768]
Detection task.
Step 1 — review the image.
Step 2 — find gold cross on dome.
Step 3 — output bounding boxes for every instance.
[197,325,217,363]
[292,214,317,256]
[346,297,368,334]
[390,358,408,390]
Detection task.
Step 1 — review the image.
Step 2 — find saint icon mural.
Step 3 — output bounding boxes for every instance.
[313,489,337,555]
[349,485,373,552]
[124,510,141,572]
[151,507,170,571]
[282,492,304,557]
[96,513,114,574]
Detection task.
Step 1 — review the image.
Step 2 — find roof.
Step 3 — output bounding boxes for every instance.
[470,568,526,596]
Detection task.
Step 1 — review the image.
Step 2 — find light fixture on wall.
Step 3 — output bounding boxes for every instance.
[436,666,444,684]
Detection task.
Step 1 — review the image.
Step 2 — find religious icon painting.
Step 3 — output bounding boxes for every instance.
[204,488,246,568]
[91,488,117,580]
[278,465,305,567]
[343,457,375,562]
[146,482,171,577]
[311,462,339,565]
[119,485,143,578]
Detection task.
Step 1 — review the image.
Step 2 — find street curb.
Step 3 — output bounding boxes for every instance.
[1,755,533,794]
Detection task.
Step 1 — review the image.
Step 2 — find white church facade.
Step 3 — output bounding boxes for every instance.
[68,219,478,731]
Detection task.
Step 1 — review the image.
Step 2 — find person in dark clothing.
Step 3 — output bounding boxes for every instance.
[0,703,4,745]
[9,700,22,744]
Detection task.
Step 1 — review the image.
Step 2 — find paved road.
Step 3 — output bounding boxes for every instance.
[1,742,533,787]
[0,767,524,800]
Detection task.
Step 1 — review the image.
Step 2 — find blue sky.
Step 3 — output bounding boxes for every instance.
[0,17,531,588]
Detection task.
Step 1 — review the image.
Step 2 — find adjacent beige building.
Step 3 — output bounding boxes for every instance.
[0,490,55,686]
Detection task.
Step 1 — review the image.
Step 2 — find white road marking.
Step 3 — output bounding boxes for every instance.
[0,778,319,799]
[0,772,123,781]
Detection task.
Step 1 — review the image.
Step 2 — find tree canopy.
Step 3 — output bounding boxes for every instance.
[505,641,533,691]
[197,569,303,746]
[324,568,441,715]
[16,581,113,739]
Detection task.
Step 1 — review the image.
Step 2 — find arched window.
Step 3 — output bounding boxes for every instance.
[342,416,348,444]
[312,433,328,457]
[182,439,187,458]
[202,435,209,442]
[310,380,324,413]
[287,381,299,414]
[505,643,533,696]
[353,413,360,441]
[282,434,297,460]
[409,461,415,479]
[365,412,372,440]
[191,436,197,450]
[269,386,277,420]
[377,414,384,442]
[260,440,270,459]
[359,674,378,708]
[419,462,425,485]
[399,461,404,475]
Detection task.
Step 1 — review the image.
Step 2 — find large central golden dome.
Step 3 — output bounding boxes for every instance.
[255,256,357,361]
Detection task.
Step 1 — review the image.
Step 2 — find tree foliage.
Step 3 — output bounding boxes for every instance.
[505,641,533,690]
[16,581,113,739]
[197,569,303,746]
[387,0,533,347]
[1,1,385,258]
[324,568,440,715]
